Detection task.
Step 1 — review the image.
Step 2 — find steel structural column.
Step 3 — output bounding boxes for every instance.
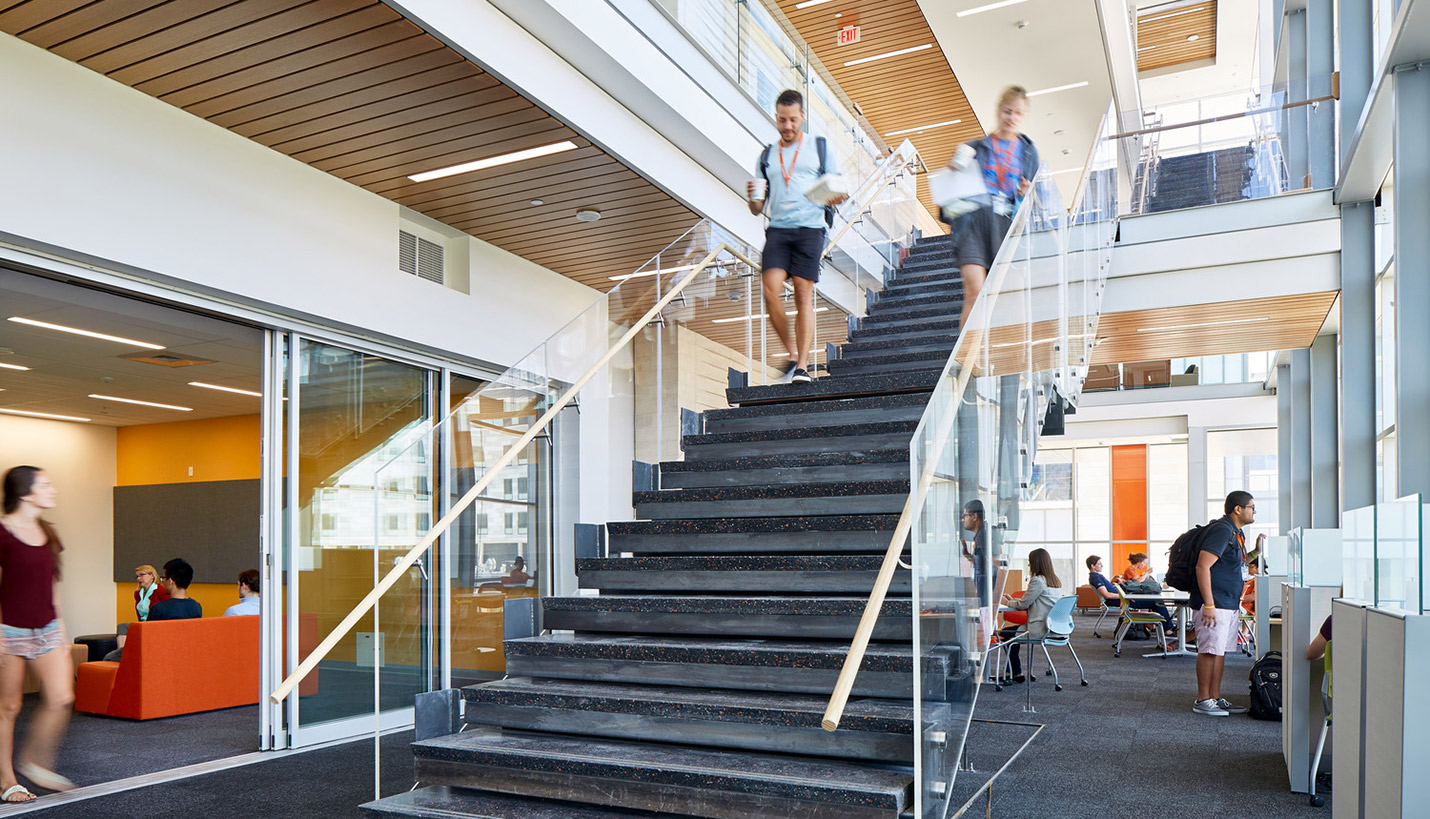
[1310,334,1339,526]
[1278,362,1294,535]
[1338,0,1374,168]
[1307,0,1336,186]
[1290,348,1314,531]
[1285,10,1310,187]
[1394,67,1430,498]
[1341,203,1376,512]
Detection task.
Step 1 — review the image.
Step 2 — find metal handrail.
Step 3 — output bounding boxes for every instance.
[268,241,760,704]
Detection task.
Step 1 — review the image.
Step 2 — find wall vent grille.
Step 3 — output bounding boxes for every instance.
[399,230,445,284]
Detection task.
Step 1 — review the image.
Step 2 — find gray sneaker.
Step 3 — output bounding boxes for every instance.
[1216,698,1248,714]
[1192,698,1229,717]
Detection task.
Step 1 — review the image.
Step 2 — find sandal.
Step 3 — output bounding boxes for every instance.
[1,784,35,803]
[16,762,74,792]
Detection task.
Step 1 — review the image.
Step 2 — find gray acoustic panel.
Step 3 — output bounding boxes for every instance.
[113,479,260,584]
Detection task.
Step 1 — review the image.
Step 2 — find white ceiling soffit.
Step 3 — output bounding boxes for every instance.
[918,0,1116,201]
[1136,0,1263,105]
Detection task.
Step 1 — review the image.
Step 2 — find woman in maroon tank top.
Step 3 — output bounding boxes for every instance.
[0,467,74,803]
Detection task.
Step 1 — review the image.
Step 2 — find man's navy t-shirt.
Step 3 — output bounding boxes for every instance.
[1089,571,1118,602]
[148,597,202,620]
[1190,517,1244,610]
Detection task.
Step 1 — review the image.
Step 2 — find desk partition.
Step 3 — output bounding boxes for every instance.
[1342,496,1428,614]
[1362,608,1430,817]
[1281,583,1334,793]
[1330,598,1369,819]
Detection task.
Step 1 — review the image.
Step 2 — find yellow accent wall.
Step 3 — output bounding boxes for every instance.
[115,582,244,625]
[116,415,260,486]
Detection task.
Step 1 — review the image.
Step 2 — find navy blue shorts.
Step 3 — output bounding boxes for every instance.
[761,227,824,282]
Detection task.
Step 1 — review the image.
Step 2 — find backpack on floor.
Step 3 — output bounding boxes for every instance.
[1164,522,1211,592]
[1248,651,1283,721]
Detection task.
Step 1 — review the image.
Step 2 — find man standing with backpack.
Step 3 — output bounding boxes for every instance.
[1190,491,1265,716]
[746,89,845,384]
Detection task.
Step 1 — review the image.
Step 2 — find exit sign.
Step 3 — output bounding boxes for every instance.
[838,25,860,46]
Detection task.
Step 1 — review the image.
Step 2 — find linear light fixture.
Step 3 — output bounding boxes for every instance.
[712,307,830,324]
[844,44,933,67]
[609,263,699,282]
[1140,5,1207,24]
[0,362,30,371]
[794,0,837,7]
[88,393,193,411]
[7,317,165,350]
[1137,45,1157,52]
[189,381,262,398]
[957,0,1031,17]
[0,408,91,422]
[992,337,1057,349]
[1135,317,1270,333]
[1049,167,1084,176]
[885,119,962,137]
[1027,81,1090,97]
[408,141,579,183]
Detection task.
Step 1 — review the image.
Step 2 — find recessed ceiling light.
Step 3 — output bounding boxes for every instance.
[884,119,962,137]
[0,362,30,371]
[0,408,91,422]
[1140,5,1207,24]
[957,0,1030,17]
[794,0,836,8]
[575,208,601,222]
[407,141,579,183]
[88,394,193,411]
[712,307,830,324]
[1134,317,1270,333]
[1186,34,1200,42]
[1027,81,1090,97]
[7,317,165,350]
[843,44,933,67]
[530,199,544,206]
[189,381,262,398]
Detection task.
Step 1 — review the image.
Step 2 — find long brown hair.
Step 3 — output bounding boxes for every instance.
[1028,548,1061,588]
[3,466,62,579]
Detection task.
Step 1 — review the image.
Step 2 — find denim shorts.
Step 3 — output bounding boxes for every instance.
[1,619,65,660]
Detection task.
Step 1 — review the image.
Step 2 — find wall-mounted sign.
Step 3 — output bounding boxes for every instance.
[838,25,860,46]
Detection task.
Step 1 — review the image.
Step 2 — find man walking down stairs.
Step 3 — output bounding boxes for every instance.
[363,233,969,819]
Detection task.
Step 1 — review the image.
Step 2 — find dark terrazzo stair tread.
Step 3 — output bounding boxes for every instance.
[683,419,918,447]
[840,334,956,354]
[703,391,930,423]
[577,554,889,573]
[866,302,961,322]
[875,285,961,304]
[542,595,911,617]
[361,787,685,819]
[850,319,958,339]
[829,350,949,368]
[505,633,918,672]
[608,514,899,536]
[889,267,958,284]
[633,479,909,504]
[660,448,908,474]
[411,732,913,807]
[463,679,914,734]
[727,370,941,405]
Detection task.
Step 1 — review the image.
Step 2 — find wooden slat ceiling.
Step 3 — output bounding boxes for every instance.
[1136,1,1217,73]
[0,0,701,294]
[772,0,983,230]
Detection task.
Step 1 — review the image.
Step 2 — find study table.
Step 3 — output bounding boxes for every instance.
[1123,590,1194,657]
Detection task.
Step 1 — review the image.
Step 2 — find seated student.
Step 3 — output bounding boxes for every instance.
[501,556,530,586]
[1122,552,1175,632]
[223,568,260,616]
[1241,561,1259,615]
[104,558,202,662]
[996,548,1063,683]
[1086,555,1120,607]
[1306,614,1331,661]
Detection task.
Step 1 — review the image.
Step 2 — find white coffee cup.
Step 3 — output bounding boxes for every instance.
[747,178,768,202]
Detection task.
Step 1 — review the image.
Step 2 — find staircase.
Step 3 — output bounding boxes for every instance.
[363,233,967,819]
[1143,145,1258,213]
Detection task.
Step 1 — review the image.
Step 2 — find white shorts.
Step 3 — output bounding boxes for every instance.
[1192,608,1239,656]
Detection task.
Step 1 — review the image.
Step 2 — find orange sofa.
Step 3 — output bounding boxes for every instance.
[75,614,318,720]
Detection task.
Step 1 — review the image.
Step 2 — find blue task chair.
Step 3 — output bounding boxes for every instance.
[992,595,1088,707]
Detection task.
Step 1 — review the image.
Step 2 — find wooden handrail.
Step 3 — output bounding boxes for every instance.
[269,242,755,704]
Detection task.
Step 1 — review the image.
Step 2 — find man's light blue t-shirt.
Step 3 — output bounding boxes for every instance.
[224,596,260,617]
[759,135,839,230]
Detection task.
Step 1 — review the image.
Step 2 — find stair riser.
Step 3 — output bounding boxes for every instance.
[849,321,957,341]
[608,529,897,555]
[684,432,912,460]
[543,611,911,640]
[634,493,906,519]
[504,655,922,699]
[867,301,960,321]
[839,340,954,358]
[662,461,907,488]
[875,282,960,302]
[859,312,959,332]
[412,759,905,819]
[462,705,913,764]
[576,569,911,595]
[829,359,946,377]
[703,404,926,433]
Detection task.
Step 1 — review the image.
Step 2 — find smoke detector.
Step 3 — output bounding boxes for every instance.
[575,209,601,222]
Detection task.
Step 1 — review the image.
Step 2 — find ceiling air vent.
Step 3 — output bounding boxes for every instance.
[399,230,445,285]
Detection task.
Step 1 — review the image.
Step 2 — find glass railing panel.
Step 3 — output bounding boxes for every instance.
[1375,495,1423,612]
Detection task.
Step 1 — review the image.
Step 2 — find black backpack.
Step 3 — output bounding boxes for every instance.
[1248,651,1284,720]
[1163,523,1211,591]
[758,135,834,228]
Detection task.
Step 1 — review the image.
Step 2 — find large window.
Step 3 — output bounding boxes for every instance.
[1206,428,1279,543]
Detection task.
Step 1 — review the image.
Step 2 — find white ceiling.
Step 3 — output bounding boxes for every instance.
[0,268,264,427]
[919,0,1118,201]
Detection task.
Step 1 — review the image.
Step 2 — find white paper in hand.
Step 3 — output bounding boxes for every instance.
[804,174,849,205]
[929,162,987,220]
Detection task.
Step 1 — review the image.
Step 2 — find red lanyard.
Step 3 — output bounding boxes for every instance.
[778,136,803,186]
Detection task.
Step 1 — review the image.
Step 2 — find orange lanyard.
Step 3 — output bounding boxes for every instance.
[778,136,803,186]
